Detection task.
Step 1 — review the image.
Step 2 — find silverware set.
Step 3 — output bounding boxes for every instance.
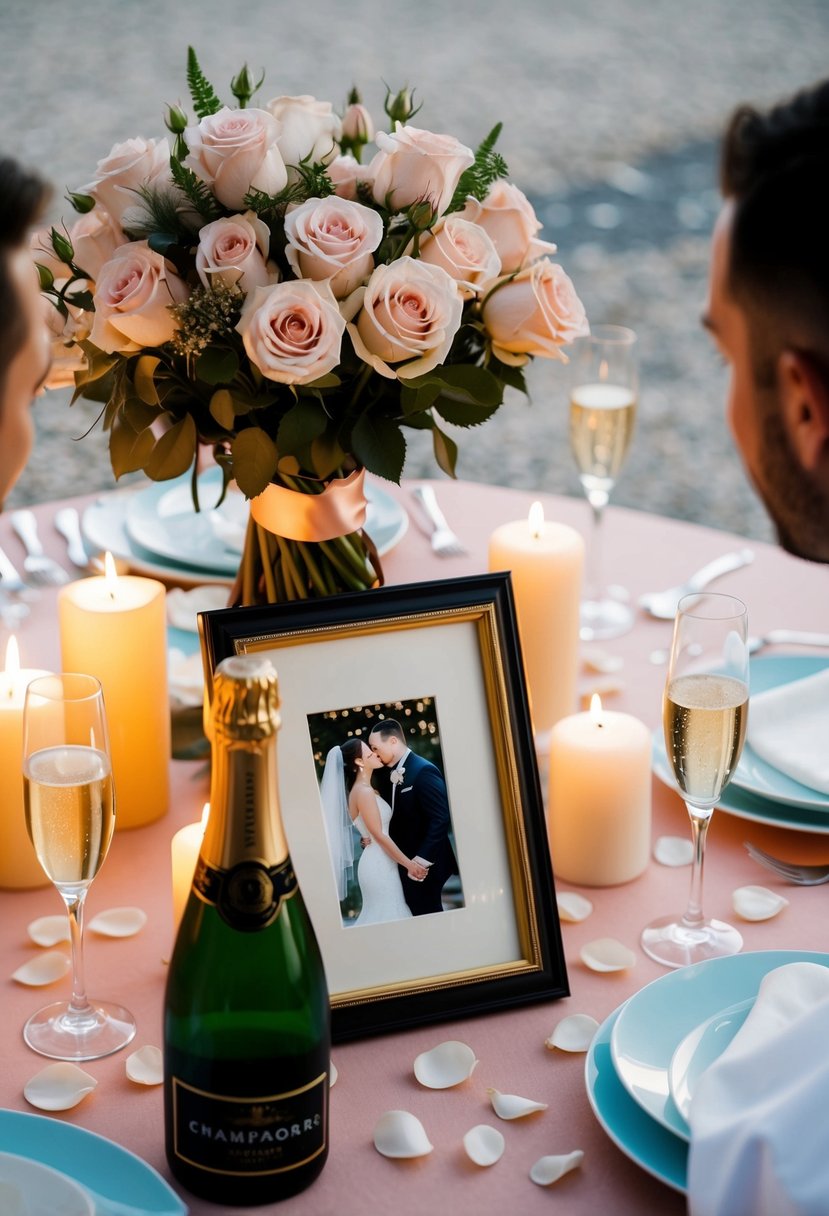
[744,842,829,886]
[410,485,468,557]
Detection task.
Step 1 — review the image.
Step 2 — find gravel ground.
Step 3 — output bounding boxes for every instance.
[2,0,828,543]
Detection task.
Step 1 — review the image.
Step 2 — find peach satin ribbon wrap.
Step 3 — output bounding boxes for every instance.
[250,469,368,542]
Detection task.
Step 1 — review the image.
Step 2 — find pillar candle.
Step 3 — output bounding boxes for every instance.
[171,803,209,930]
[547,694,651,886]
[58,556,169,829]
[489,502,584,744]
[0,638,52,889]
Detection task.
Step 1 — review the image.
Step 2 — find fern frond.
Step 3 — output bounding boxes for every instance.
[187,46,223,119]
[447,123,509,212]
[170,160,224,222]
[244,163,335,224]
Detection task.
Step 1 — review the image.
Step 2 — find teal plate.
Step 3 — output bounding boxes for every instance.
[0,1109,186,1214]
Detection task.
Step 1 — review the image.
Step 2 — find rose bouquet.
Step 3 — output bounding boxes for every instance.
[36,49,588,604]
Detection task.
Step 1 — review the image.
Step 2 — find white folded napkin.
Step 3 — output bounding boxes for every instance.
[688,962,829,1216]
[746,667,829,794]
[166,584,229,633]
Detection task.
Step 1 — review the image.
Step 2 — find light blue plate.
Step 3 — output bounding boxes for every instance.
[585,1005,688,1193]
[610,950,829,1145]
[668,997,753,1126]
[0,1109,186,1214]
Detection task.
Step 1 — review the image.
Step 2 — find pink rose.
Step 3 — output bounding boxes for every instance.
[284,197,383,299]
[184,107,287,210]
[41,297,89,390]
[459,181,556,274]
[83,137,171,224]
[267,96,341,178]
[370,125,474,218]
[237,279,345,385]
[417,216,500,298]
[327,154,374,202]
[341,102,374,145]
[90,242,189,353]
[482,259,589,364]
[31,209,127,283]
[196,211,273,293]
[346,256,463,380]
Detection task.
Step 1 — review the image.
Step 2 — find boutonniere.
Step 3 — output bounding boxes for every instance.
[390,767,406,786]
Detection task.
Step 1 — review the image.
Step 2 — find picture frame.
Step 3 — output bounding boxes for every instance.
[199,573,568,1041]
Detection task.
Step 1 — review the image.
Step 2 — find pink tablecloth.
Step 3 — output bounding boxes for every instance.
[2,480,828,1215]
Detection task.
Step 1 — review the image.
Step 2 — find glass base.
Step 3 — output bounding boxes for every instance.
[580,596,634,641]
[641,914,743,969]
[24,998,136,1061]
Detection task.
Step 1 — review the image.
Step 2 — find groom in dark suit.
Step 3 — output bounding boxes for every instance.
[368,718,459,916]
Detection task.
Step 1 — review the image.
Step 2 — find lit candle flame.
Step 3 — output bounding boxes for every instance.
[528,501,545,539]
[590,693,604,727]
[104,551,118,600]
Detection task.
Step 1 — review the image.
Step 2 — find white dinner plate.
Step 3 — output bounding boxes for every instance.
[0,1110,186,1214]
[0,1151,95,1215]
[668,997,753,1126]
[609,950,829,1144]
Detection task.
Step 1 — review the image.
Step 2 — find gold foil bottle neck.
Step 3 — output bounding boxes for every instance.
[211,655,281,740]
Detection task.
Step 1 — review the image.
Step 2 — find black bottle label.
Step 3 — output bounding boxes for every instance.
[193,856,298,931]
[171,1072,327,1176]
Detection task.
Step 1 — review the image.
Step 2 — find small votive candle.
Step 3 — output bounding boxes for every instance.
[547,694,651,886]
[0,637,51,889]
[171,803,210,930]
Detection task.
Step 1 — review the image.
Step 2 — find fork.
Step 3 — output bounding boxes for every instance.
[10,509,70,585]
[744,841,829,886]
[411,485,468,557]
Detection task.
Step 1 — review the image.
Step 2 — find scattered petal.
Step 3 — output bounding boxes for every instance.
[580,938,636,972]
[463,1124,505,1166]
[581,648,624,675]
[530,1150,584,1186]
[733,885,789,922]
[487,1088,547,1120]
[557,892,593,923]
[125,1045,163,1086]
[330,1061,338,1087]
[545,1014,599,1053]
[24,1063,97,1111]
[373,1110,434,1158]
[414,1040,478,1089]
[27,915,70,947]
[87,907,147,938]
[12,951,70,987]
[654,836,694,866]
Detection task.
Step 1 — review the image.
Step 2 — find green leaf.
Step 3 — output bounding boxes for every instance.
[399,379,442,416]
[109,416,156,479]
[277,398,328,455]
[35,263,54,291]
[231,427,278,497]
[123,396,161,432]
[432,424,459,478]
[351,413,406,483]
[432,394,501,428]
[134,356,161,406]
[187,46,223,119]
[65,289,95,311]
[169,159,223,223]
[75,343,118,387]
[408,364,503,407]
[144,413,198,481]
[209,389,237,430]
[308,434,347,479]
[447,122,509,213]
[489,355,528,395]
[196,346,239,385]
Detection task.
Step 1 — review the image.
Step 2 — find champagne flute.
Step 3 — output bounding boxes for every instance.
[22,673,136,1059]
[568,324,638,640]
[641,593,749,968]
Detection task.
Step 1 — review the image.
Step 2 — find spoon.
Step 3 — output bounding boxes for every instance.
[638,548,755,620]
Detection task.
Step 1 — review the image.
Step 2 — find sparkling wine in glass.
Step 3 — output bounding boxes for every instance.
[641,593,749,968]
[568,324,638,640]
[22,672,136,1060]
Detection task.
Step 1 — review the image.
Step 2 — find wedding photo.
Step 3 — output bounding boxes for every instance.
[309,699,465,928]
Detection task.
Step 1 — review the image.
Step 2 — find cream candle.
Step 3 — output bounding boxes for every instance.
[0,637,51,889]
[548,694,651,886]
[58,554,169,829]
[171,803,209,930]
[489,502,584,744]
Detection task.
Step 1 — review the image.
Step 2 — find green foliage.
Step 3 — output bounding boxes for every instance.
[351,412,406,483]
[231,427,279,497]
[169,159,223,222]
[186,46,223,119]
[243,161,335,226]
[447,123,508,212]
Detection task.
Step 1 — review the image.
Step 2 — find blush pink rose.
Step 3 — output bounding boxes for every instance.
[284,197,383,299]
[482,259,589,364]
[184,107,287,210]
[41,296,89,390]
[90,242,189,354]
[327,154,374,201]
[267,95,341,177]
[459,181,556,274]
[31,209,127,283]
[83,137,171,225]
[196,211,273,293]
[370,125,474,218]
[417,215,501,298]
[346,256,463,380]
[237,279,345,385]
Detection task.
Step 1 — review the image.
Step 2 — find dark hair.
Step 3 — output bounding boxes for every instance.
[340,737,366,795]
[368,717,405,743]
[0,157,50,399]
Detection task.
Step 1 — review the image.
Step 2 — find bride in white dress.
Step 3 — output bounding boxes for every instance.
[320,741,426,926]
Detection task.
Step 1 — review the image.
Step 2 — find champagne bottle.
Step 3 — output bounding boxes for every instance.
[164,655,330,1205]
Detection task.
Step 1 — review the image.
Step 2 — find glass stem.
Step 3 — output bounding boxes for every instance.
[64,888,93,1016]
[682,806,711,929]
[585,488,609,601]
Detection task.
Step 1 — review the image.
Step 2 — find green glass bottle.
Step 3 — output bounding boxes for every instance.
[164,655,330,1205]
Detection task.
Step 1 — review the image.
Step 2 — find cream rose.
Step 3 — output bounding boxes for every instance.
[346,256,463,380]
[459,181,556,274]
[417,216,501,298]
[237,279,345,385]
[370,125,474,218]
[196,212,273,293]
[482,258,589,364]
[284,197,383,299]
[90,242,189,354]
[83,137,171,225]
[327,154,374,202]
[41,296,89,390]
[184,107,287,211]
[31,209,127,283]
[267,95,341,177]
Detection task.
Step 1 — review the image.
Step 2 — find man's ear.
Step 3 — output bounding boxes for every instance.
[777,349,829,471]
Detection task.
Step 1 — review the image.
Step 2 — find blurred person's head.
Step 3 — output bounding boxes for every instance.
[0,156,51,507]
[706,79,829,561]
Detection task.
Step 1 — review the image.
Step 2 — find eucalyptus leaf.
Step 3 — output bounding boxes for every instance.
[351,413,406,483]
[432,424,459,478]
[109,417,156,479]
[123,396,161,432]
[144,413,198,481]
[197,346,239,386]
[134,356,161,406]
[231,427,278,498]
